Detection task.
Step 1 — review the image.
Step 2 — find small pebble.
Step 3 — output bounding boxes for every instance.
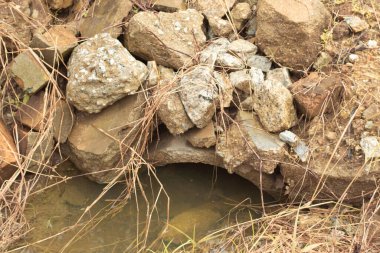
[367,40,378,49]
[348,54,359,63]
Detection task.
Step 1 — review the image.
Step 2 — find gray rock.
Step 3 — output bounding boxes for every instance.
[216,111,286,174]
[344,16,369,33]
[125,9,206,70]
[157,67,194,135]
[67,33,148,113]
[179,66,218,128]
[229,70,252,94]
[249,67,265,87]
[247,55,272,72]
[279,130,298,144]
[266,68,292,87]
[228,39,258,58]
[245,17,257,36]
[294,141,309,163]
[252,79,298,132]
[360,136,380,159]
[216,52,245,70]
[199,38,230,68]
[213,71,234,108]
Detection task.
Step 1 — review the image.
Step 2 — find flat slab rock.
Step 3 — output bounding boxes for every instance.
[217,111,287,174]
[66,33,148,113]
[67,94,145,183]
[0,120,17,182]
[125,9,206,70]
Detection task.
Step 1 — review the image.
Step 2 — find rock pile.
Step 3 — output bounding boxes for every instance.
[1,0,379,203]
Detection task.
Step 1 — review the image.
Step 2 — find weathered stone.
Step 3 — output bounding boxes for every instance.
[67,33,148,113]
[249,67,265,87]
[30,26,78,67]
[52,100,75,143]
[245,16,257,37]
[229,70,252,94]
[344,16,369,33]
[179,66,218,128]
[126,9,206,70]
[161,203,222,244]
[228,39,257,60]
[150,0,187,12]
[360,136,380,159]
[0,120,17,182]
[208,17,234,38]
[213,71,233,108]
[47,0,73,10]
[199,38,230,68]
[332,22,351,40]
[231,3,252,30]
[194,0,236,19]
[217,111,286,174]
[246,55,272,72]
[15,91,46,131]
[290,73,344,119]
[216,52,245,70]
[79,0,132,38]
[185,122,216,148]
[266,68,292,87]
[147,61,159,87]
[256,0,331,70]
[17,128,54,172]
[10,50,50,94]
[362,104,380,120]
[157,67,194,135]
[241,96,255,111]
[253,79,297,132]
[147,131,224,167]
[67,94,145,183]
[279,131,309,162]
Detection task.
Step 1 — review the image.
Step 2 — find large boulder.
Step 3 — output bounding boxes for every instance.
[67,94,145,183]
[179,66,218,128]
[217,111,287,174]
[252,79,298,132]
[66,33,148,114]
[79,0,132,38]
[256,0,331,70]
[0,120,17,182]
[125,9,206,70]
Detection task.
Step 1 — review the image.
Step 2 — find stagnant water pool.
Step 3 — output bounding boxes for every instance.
[12,163,271,252]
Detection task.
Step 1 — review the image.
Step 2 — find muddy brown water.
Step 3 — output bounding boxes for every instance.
[13,163,271,252]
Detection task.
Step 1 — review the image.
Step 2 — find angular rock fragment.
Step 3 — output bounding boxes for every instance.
[216,52,245,70]
[126,9,206,70]
[253,79,298,132]
[147,131,223,167]
[157,67,194,135]
[228,39,257,60]
[279,130,309,162]
[52,100,75,143]
[199,38,230,68]
[344,16,369,33]
[0,120,17,182]
[17,127,54,172]
[194,0,236,19]
[10,50,50,94]
[67,94,145,183]
[179,66,218,128]
[266,68,292,87]
[216,111,286,174]
[256,0,331,70]
[208,17,234,38]
[231,3,253,30]
[146,61,159,87]
[246,55,272,72]
[79,0,132,38]
[290,73,344,119]
[213,71,233,108]
[185,122,216,148]
[67,33,148,113]
[229,70,252,94]
[31,26,78,67]
[360,136,380,160]
[15,91,46,131]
